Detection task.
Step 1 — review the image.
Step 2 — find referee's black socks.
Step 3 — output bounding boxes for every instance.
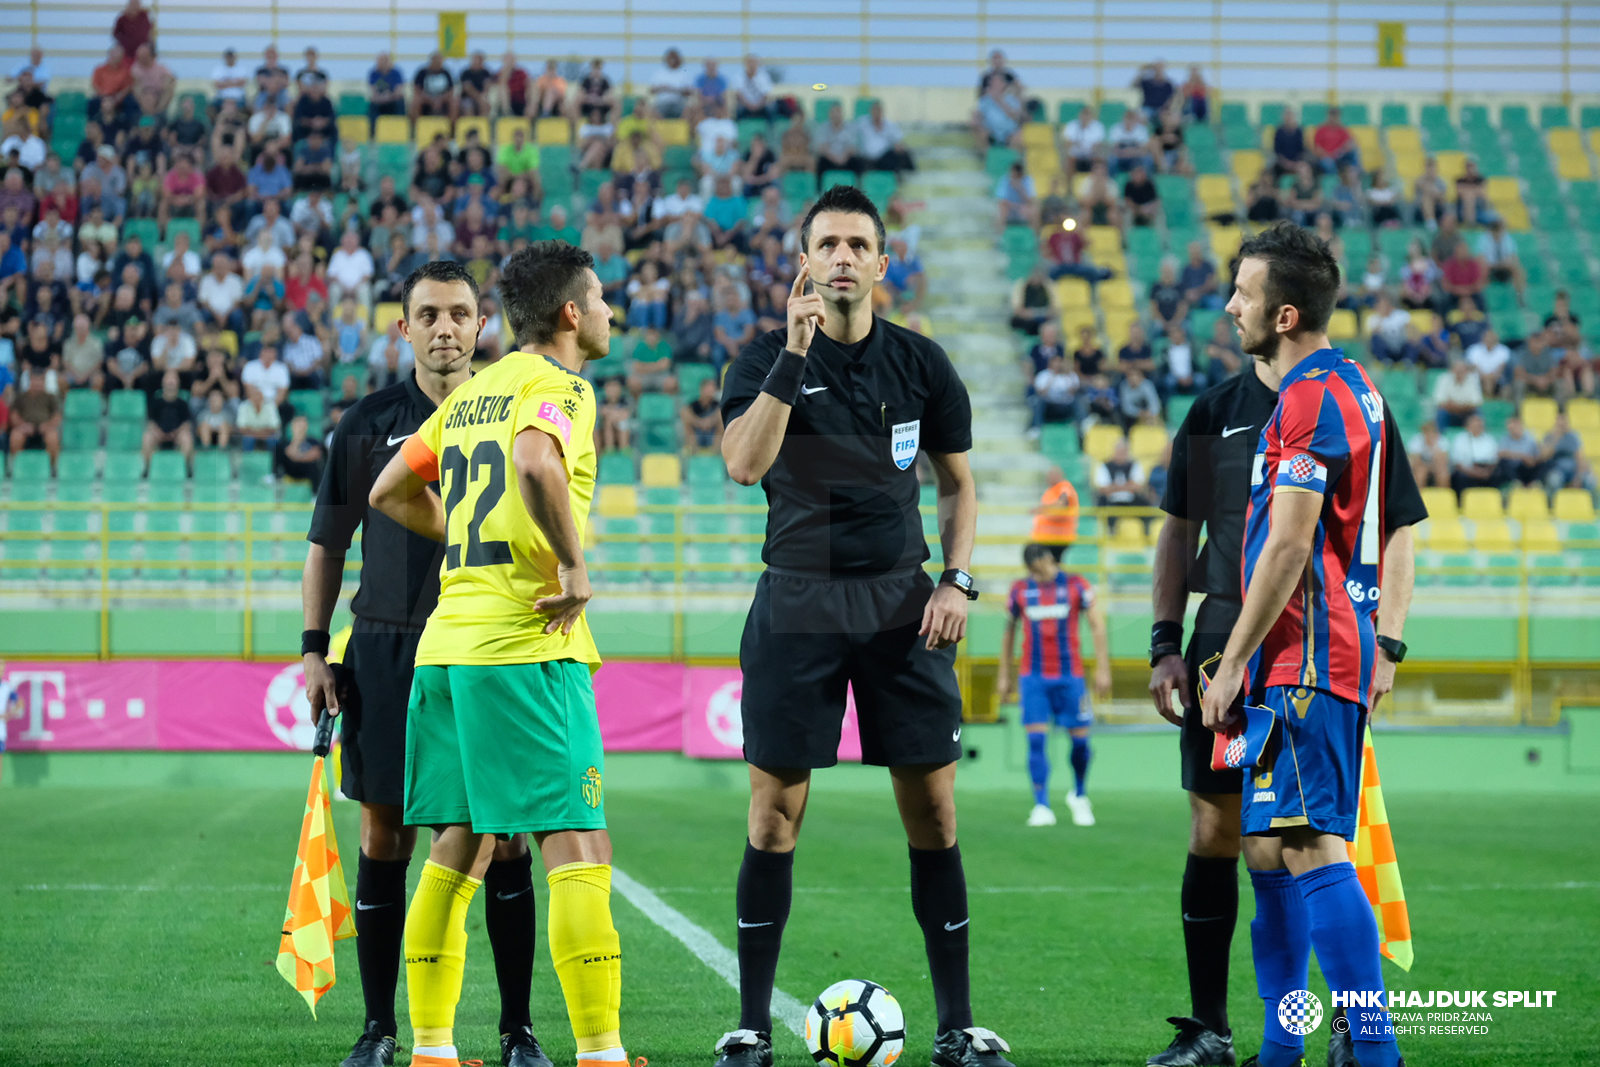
[736,840,794,1033]
[909,843,973,1032]
[484,848,538,1035]
[354,851,410,1036]
[1181,853,1239,1035]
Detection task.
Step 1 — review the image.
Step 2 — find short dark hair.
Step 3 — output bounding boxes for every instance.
[400,259,480,319]
[799,185,887,257]
[1023,544,1058,567]
[1236,221,1341,333]
[499,241,595,346]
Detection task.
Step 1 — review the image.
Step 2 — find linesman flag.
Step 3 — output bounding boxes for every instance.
[1346,725,1413,970]
[276,711,355,1014]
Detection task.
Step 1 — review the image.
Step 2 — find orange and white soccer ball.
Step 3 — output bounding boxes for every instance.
[804,979,906,1067]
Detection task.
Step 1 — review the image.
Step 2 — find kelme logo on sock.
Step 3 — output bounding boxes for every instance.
[1278,989,1325,1036]
[581,766,603,809]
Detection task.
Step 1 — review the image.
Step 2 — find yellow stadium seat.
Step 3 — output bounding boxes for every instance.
[1507,485,1550,522]
[1259,125,1276,152]
[1568,397,1600,430]
[1230,149,1264,185]
[1197,174,1233,214]
[1021,122,1055,149]
[1554,488,1596,522]
[1472,518,1515,552]
[1391,151,1424,184]
[1084,424,1124,462]
[656,118,690,145]
[371,301,404,330]
[1056,277,1093,309]
[374,115,410,143]
[1060,309,1098,341]
[1025,148,1061,180]
[337,115,369,144]
[1548,130,1593,180]
[640,453,682,488]
[495,116,530,144]
[1588,130,1600,158]
[1520,519,1562,553]
[456,116,490,145]
[1327,309,1360,340]
[1408,309,1438,333]
[1348,126,1381,169]
[1485,176,1520,201]
[414,115,452,146]
[1521,397,1559,437]
[1103,310,1139,350]
[536,117,572,145]
[1111,517,1147,546]
[1434,151,1467,181]
[1423,517,1469,550]
[1385,126,1423,155]
[1099,279,1136,310]
[1087,225,1122,258]
[1421,486,1459,521]
[1460,487,1504,520]
[597,484,638,517]
[1129,424,1168,465]
[1582,430,1600,462]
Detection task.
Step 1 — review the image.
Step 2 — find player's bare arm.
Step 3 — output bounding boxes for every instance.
[512,425,591,636]
[300,542,346,716]
[369,450,446,541]
[921,449,977,650]
[1371,525,1416,708]
[1149,514,1198,725]
[1201,488,1322,731]
[1088,599,1112,700]
[722,264,825,485]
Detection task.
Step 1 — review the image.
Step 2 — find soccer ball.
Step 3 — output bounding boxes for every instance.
[804,979,906,1067]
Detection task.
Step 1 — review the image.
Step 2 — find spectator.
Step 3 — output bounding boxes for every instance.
[710,284,755,368]
[694,57,728,115]
[1440,240,1487,310]
[89,44,133,126]
[574,59,616,167]
[247,96,292,157]
[456,51,494,117]
[1448,412,1502,492]
[1430,209,1464,265]
[327,230,374,309]
[1203,312,1243,383]
[1399,238,1438,311]
[153,280,201,333]
[105,316,149,390]
[1412,155,1447,228]
[149,320,198,381]
[12,45,51,89]
[253,44,289,110]
[113,0,154,65]
[671,292,715,364]
[366,320,414,388]
[1433,359,1483,430]
[1476,217,1525,299]
[1031,353,1080,431]
[1132,61,1175,121]
[332,295,368,365]
[883,235,925,309]
[702,174,747,249]
[995,161,1037,226]
[241,342,290,407]
[291,76,335,143]
[1023,319,1064,381]
[696,94,738,162]
[1118,321,1157,377]
[1151,106,1187,176]
[1059,105,1105,173]
[973,76,1024,150]
[626,319,675,393]
[1497,414,1544,486]
[9,353,61,467]
[279,413,325,483]
[158,150,204,230]
[1366,168,1401,226]
[739,131,778,198]
[495,122,542,191]
[1108,109,1153,174]
[1286,160,1324,226]
[1310,110,1359,173]
[1117,365,1162,428]
[1072,324,1106,379]
[1271,107,1305,176]
[977,48,1023,99]
[1329,164,1366,227]
[142,368,192,464]
[624,259,669,330]
[246,195,296,248]
[16,316,59,388]
[1178,240,1220,310]
[1045,213,1112,282]
[732,54,774,120]
[1163,322,1197,396]
[1245,171,1282,223]
[362,51,406,126]
[1540,413,1594,491]
[195,387,233,448]
[648,49,695,120]
[816,104,861,176]
[1148,257,1188,335]
[1093,437,1151,505]
[1407,419,1451,488]
[1122,163,1160,226]
[595,376,632,452]
[497,52,530,117]
[128,43,176,117]
[61,313,104,391]
[1180,65,1209,123]
[529,59,567,119]
[1454,157,1493,225]
[1009,262,1058,335]
[857,102,914,173]
[682,375,724,452]
[235,383,281,454]
[1356,254,1388,307]
[189,346,238,404]
[291,129,334,192]
[280,314,324,389]
[210,47,248,109]
[1,115,44,168]
[1368,291,1416,363]
[410,53,455,120]
[283,253,328,313]
[1464,327,1510,398]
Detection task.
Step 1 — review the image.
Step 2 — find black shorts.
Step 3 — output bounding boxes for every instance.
[1179,595,1245,795]
[739,568,964,769]
[339,622,423,806]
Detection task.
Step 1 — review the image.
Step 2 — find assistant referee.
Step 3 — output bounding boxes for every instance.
[301,261,551,1067]
[709,185,1014,1067]
[1144,328,1427,1067]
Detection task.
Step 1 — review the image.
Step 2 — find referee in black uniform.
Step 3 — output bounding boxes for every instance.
[1144,337,1427,1067]
[301,262,551,1067]
[709,186,1014,1067]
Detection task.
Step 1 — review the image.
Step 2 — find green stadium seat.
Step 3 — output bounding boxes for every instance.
[1459,104,1490,129]
[63,390,102,420]
[1057,99,1090,124]
[147,452,187,483]
[56,452,96,485]
[106,421,142,452]
[597,451,635,484]
[677,363,717,399]
[861,170,897,208]
[10,451,51,481]
[337,93,367,117]
[192,451,232,484]
[165,217,202,248]
[1499,105,1530,129]
[1258,102,1286,128]
[638,393,676,424]
[1334,103,1367,126]
[685,454,724,487]
[1379,102,1409,127]
[108,391,147,421]
[1098,100,1126,127]
[288,390,324,422]
[688,483,724,506]
[1166,393,1197,430]
[812,97,842,123]
[854,97,878,119]
[736,118,769,149]
[579,168,614,198]
[1040,424,1079,463]
[1582,107,1600,129]
[237,451,273,483]
[984,146,1019,179]
[121,218,159,248]
[1220,123,1255,150]
[1300,102,1329,126]
[781,170,818,203]
[1219,102,1249,128]
[820,169,856,190]
[661,144,694,172]
[61,422,99,451]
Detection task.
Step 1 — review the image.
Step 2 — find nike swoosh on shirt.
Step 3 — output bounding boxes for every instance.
[944,919,970,931]
[1220,425,1254,438]
[737,919,775,929]
[800,385,828,395]
[386,433,412,446]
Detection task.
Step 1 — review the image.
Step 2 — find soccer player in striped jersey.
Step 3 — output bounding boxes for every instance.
[1202,223,1404,1067]
[997,544,1110,827]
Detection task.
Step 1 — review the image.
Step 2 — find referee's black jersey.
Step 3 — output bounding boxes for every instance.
[1160,361,1428,600]
[721,318,972,579]
[307,373,445,629]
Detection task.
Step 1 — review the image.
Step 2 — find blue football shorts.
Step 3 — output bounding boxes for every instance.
[1019,674,1092,730]
[1242,684,1367,841]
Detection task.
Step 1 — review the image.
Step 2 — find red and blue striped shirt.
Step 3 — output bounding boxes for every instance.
[1008,572,1095,679]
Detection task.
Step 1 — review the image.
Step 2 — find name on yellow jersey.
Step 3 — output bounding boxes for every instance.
[444,394,515,431]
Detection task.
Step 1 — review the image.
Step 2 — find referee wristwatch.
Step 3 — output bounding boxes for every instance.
[1376,635,1408,663]
[939,568,978,601]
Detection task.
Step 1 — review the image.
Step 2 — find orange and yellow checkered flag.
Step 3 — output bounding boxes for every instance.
[276,712,355,1015]
[1346,725,1413,971]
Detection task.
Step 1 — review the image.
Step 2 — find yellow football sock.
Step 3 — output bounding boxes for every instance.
[546,861,623,1054]
[405,860,482,1050]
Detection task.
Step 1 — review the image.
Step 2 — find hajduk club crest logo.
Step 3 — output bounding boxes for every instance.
[1288,453,1319,484]
[1277,989,1325,1036]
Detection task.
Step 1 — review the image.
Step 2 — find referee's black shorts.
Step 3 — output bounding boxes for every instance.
[339,619,424,806]
[1179,595,1244,795]
[739,567,964,770]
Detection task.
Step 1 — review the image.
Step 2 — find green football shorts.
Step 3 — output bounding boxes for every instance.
[403,659,608,835]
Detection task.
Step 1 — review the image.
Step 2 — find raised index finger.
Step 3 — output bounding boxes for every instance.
[791,262,809,298]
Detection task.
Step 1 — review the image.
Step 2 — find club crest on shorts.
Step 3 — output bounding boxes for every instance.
[890,419,920,470]
[580,766,603,809]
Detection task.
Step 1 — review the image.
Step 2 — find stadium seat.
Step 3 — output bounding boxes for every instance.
[1055,276,1092,309]
[374,115,409,143]
[337,116,369,144]
[782,170,818,203]
[1229,149,1264,185]
[1521,397,1558,437]
[495,116,529,144]
[597,451,635,484]
[9,451,50,482]
[1422,518,1469,551]
[821,169,856,190]
[1507,486,1550,522]
[1521,519,1563,553]
[1460,487,1504,521]
[414,115,451,145]
[640,453,682,488]
[63,390,102,421]
[1083,425,1123,463]
[456,116,490,144]
[1472,519,1515,552]
[1040,424,1079,463]
[1554,489,1597,522]
[656,119,690,146]
[984,146,1020,179]
[1020,122,1054,149]
[596,484,638,517]
[1420,486,1459,521]
[1327,309,1360,340]
[148,452,188,484]
[1098,100,1127,127]
[1129,425,1168,466]
[371,301,404,330]
[1568,398,1600,430]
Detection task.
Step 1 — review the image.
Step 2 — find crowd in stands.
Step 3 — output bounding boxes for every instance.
[0,10,926,483]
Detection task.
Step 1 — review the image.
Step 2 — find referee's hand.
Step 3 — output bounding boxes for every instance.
[920,584,969,651]
[1148,653,1190,727]
[303,654,339,717]
[535,563,593,636]
[786,264,826,355]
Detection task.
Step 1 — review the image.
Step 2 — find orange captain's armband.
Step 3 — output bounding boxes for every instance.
[401,434,440,482]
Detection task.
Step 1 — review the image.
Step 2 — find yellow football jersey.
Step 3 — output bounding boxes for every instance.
[401,351,599,668]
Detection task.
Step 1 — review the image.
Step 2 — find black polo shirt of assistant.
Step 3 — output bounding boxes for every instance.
[721,318,972,578]
[308,372,446,629]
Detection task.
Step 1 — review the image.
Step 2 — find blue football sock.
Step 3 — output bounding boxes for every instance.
[1026,732,1050,806]
[1069,735,1091,796]
[1298,862,1401,1067]
[1248,867,1311,1065]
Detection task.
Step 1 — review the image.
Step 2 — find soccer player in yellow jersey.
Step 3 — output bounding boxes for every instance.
[369,242,632,1067]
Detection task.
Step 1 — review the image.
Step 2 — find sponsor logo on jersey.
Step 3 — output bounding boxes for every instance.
[1252,790,1277,803]
[1022,603,1070,621]
[536,401,573,444]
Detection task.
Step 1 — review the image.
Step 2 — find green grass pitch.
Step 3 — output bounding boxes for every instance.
[3,784,1596,1066]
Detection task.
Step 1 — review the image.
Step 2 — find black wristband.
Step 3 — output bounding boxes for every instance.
[301,630,331,657]
[1152,619,1184,651]
[759,349,807,406]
